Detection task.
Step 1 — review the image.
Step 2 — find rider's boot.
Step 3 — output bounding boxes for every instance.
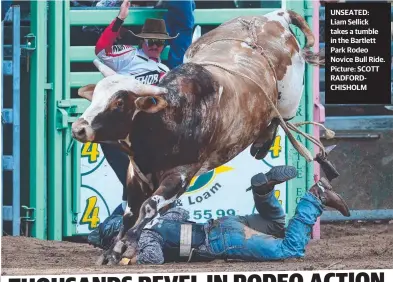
[309,177,351,217]
[247,165,297,195]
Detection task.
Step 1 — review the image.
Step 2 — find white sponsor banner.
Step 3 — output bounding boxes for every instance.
[176,127,287,223]
[2,270,391,282]
[76,142,123,234]
[77,128,286,233]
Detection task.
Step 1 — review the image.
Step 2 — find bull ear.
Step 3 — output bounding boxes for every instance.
[135,96,168,113]
[78,84,96,101]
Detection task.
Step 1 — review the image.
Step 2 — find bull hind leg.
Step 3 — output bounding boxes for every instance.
[276,51,306,121]
[250,118,280,160]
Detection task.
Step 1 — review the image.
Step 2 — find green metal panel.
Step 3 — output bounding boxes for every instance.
[69,9,278,26]
[304,0,315,192]
[62,0,77,237]
[68,8,281,88]
[30,0,48,240]
[70,46,170,63]
[235,1,282,8]
[284,1,314,222]
[70,72,104,88]
[48,0,64,241]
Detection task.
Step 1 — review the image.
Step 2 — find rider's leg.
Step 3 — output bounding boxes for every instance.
[206,178,350,261]
[243,165,297,238]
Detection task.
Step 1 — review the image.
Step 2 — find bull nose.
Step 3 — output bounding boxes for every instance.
[71,124,86,140]
[71,119,89,141]
[73,126,86,139]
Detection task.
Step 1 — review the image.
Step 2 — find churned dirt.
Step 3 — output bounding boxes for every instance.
[2,222,393,276]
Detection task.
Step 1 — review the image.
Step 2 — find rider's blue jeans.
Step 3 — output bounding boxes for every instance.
[205,192,323,261]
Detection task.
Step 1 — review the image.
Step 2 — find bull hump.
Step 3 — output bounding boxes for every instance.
[189,16,295,81]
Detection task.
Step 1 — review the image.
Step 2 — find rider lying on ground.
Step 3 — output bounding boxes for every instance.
[89,165,351,264]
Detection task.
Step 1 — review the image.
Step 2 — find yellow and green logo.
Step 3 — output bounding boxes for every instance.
[185,165,233,194]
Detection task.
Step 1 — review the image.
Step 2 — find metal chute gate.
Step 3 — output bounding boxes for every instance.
[2,0,317,240]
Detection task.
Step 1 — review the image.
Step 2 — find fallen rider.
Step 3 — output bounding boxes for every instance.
[89,165,350,264]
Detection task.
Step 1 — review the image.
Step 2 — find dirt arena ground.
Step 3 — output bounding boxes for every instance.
[2,222,393,276]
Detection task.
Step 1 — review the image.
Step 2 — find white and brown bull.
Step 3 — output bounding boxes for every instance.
[71,9,324,265]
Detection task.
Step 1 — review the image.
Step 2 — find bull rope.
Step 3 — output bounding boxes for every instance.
[195,17,333,162]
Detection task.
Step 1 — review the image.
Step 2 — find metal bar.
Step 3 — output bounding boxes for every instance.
[30,0,48,239]
[324,115,393,131]
[70,45,170,62]
[320,68,325,84]
[312,0,321,240]
[3,206,13,221]
[3,155,13,171]
[3,60,13,76]
[63,0,75,237]
[321,209,393,222]
[69,8,277,26]
[320,132,380,139]
[72,140,81,216]
[48,0,63,241]
[2,109,13,124]
[3,45,29,61]
[12,5,21,236]
[1,18,4,236]
[70,72,103,88]
[304,7,315,194]
[283,0,310,225]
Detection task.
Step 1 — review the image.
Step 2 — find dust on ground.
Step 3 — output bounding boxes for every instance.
[2,222,393,275]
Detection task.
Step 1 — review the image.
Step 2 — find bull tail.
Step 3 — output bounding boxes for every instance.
[286,10,325,66]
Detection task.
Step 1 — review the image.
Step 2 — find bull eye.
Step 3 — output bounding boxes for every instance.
[116,100,124,108]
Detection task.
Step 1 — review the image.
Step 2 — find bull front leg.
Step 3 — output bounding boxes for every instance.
[96,163,152,265]
[99,165,199,265]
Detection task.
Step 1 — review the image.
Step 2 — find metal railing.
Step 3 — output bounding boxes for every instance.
[2,6,21,236]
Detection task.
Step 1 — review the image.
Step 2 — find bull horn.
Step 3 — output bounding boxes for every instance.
[136,84,168,96]
[126,78,168,96]
[93,59,116,77]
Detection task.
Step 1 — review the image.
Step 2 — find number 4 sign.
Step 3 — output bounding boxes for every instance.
[80,196,100,230]
[81,142,100,163]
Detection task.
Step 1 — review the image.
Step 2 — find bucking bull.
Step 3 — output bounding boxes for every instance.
[71,10,325,265]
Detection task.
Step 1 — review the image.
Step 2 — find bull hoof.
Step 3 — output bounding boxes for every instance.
[97,230,139,265]
[250,143,270,160]
[96,254,107,266]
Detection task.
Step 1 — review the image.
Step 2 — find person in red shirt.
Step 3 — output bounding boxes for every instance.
[95,0,178,83]
[89,0,178,248]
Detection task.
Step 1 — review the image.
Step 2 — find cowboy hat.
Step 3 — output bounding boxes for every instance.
[129,18,179,40]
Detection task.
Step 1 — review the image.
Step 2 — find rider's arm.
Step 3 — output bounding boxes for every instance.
[95,0,136,73]
[95,17,136,73]
[95,17,125,55]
